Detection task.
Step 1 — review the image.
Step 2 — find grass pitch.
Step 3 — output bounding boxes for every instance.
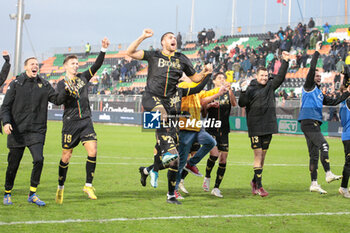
[0,121,349,232]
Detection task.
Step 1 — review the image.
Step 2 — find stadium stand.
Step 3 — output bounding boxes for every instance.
[22,23,349,97]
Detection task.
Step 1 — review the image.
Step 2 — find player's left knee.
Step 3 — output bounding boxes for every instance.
[321,142,329,152]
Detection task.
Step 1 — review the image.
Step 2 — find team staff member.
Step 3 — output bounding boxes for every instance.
[203,72,237,198]
[339,84,350,198]
[298,42,350,194]
[2,57,66,206]
[55,38,110,204]
[238,51,290,197]
[127,29,212,204]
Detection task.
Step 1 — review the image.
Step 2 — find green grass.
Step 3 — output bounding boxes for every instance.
[0,122,349,232]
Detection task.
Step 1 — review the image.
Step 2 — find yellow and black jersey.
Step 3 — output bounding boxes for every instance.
[57,51,105,121]
[142,50,196,98]
[207,92,232,134]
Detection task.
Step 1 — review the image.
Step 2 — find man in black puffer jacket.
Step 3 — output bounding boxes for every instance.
[1,57,66,206]
[239,51,290,197]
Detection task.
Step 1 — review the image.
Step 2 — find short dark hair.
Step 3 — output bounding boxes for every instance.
[257,67,267,75]
[24,57,37,66]
[160,32,174,43]
[213,72,226,80]
[63,55,78,65]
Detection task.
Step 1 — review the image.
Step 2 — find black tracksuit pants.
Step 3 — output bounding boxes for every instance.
[5,143,44,191]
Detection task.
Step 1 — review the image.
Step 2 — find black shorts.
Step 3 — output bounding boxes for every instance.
[62,117,96,149]
[142,91,176,114]
[250,134,272,150]
[208,131,229,152]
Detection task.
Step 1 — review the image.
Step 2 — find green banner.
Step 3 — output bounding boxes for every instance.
[229,116,328,136]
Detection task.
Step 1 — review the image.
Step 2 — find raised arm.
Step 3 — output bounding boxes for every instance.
[188,63,213,83]
[200,86,227,107]
[304,41,321,90]
[323,86,350,106]
[0,51,11,86]
[238,80,250,107]
[226,82,237,107]
[48,82,68,105]
[180,74,211,97]
[271,51,290,90]
[82,37,110,82]
[126,29,153,60]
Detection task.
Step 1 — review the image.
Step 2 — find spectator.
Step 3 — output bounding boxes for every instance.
[308,17,315,29]
[85,42,91,56]
[207,28,215,44]
[289,89,297,99]
[198,45,206,62]
[177,32,182,50]
[233,60,241,81]
[336,54,346,73]
[241,56,252,77]
[289,60,299,73]
[194,61,202,73]
[322,22,332,42]
[234,44,240,54]
[346,51,350,65]
[309,31,318,49]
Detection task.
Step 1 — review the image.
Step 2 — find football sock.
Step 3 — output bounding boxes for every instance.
[4,190,11,196]
[86,156,96,184]
[254,167,263,189]
[167,165,178,196]
[206,155,218,178]
[58,160,69,186]
[309,158,318,181]
[29,186,37,196]
[341,156,350,188]
[214,163,226,188]
[320,152,330,172]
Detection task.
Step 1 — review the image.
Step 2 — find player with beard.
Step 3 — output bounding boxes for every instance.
[127,29,212,204]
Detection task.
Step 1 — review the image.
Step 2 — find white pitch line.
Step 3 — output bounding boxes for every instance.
[0,161,344,167]
[0,212,349,226]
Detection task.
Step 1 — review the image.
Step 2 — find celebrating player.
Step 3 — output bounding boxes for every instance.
[127,29,212,204]
[202,72,237,198]
[339,70,350,198]
[2,56,66,206]
[298,41,350,194]
[238,51,290,197]
[55,37,110,204]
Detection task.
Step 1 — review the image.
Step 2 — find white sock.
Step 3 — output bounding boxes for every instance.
[144,168,149,175]
[311,181,318,186]
[58,185,64,190]
[85,183,92,187]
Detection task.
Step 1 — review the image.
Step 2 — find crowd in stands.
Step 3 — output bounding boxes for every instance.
[80,18,350,101]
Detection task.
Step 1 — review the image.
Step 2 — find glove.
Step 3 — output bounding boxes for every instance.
[64,77,80,98]
[240,79,250,92]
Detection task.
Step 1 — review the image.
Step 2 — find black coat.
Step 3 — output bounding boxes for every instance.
[1,73,66,147]
[238,60,288,137]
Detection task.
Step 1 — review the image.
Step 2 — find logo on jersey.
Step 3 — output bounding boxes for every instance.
[143,111,161,129]
[158,58,181,69]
